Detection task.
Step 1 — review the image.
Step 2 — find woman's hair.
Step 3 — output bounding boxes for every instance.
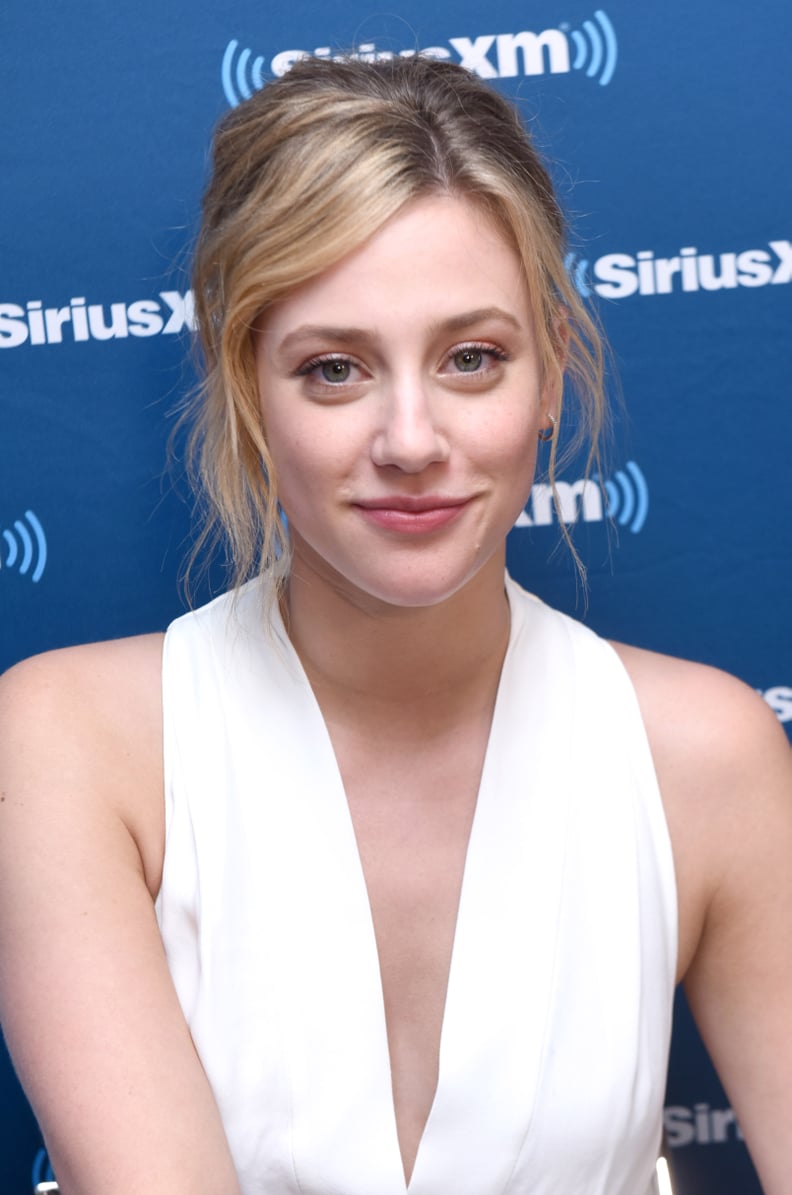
[187,53,605,593]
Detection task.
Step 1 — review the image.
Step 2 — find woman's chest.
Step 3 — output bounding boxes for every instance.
[328,714,491,1178]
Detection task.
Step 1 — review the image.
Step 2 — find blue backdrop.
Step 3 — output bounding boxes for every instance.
[2,2,790,1191]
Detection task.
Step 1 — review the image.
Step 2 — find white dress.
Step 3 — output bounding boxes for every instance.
[156,575,677,1194]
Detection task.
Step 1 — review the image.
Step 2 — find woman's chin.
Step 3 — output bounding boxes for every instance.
[289,547,504,617]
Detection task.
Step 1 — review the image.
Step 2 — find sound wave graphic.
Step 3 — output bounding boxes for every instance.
[31,1146,57,1190]
[568,10,618,86]
[564,252,591,298]
[603,462,649,533]
[2,509,47,582]
[222,39,265,107]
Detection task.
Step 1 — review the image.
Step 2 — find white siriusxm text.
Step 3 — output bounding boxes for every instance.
[663,1103,743,1148]
[267,31,574,81]
[577,239,791,299]
[516,480,602,528]
[0,292,195,349]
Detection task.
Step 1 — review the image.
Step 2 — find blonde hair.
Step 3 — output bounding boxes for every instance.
[187,54,605,593]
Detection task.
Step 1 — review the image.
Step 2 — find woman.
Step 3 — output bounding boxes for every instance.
[0,56,790,1195]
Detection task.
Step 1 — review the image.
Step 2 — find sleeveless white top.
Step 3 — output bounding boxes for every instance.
[156,575,677,1195]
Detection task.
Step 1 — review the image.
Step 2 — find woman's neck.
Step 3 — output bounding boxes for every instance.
[281,552,511,717]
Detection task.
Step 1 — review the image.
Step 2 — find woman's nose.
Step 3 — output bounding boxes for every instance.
[370,381,450,472]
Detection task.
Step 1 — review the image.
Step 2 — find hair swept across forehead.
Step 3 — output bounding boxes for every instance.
[187,54,605,597]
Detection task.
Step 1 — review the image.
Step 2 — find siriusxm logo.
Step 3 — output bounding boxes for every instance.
[2,510,46,582]
[221,9,618,106]
[0,291,195,349]
[565,239,792,300]
[516,461,648,533]
[760,686,792,724]
[664,1103,743,1148]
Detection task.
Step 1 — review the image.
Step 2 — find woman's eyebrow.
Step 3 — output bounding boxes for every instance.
[432,306,523,334]
[275,325,374,354]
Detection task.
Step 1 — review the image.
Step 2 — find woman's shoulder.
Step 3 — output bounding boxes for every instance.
[0,634,166,897]
[2,630,164,685]
[608,639,787,778]
[609,640,792,980]
[608,639,790,848]
[0,633,165,744]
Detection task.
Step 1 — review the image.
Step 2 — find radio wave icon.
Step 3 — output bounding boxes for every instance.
[603,462,649,533]
[32,1147,57,1191]
[222,39,266,107]
[2,510,47,582]
[564,252,591,298]
[568,10,618,86]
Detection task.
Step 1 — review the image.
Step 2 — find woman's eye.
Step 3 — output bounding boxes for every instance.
[295,355,362,386]
[319,359,352,383]
[453,348,484,373]
[444,343,508,377]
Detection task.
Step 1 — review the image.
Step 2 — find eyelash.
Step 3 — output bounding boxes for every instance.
[294,342,510,385]
[295,353,360,381]
[446,342,510,371]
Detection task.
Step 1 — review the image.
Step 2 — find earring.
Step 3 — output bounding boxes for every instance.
[538,413,557,443]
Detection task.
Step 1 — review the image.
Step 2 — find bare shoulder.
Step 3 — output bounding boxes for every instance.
[610,640,792,973]
[607,643,792,1190]
[609,637,790,832]
[0,633,166,895]
[610,637,789,766]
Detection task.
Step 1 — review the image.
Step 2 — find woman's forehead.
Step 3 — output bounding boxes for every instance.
[258,195,530,336]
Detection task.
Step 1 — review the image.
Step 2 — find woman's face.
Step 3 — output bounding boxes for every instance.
[254,194,558,612]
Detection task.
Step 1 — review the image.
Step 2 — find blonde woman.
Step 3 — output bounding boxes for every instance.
[1,56,790,1195]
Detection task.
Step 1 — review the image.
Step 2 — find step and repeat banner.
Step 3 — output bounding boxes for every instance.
[2,2,790,1192]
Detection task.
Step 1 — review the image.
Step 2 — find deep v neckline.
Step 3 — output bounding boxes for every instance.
[268,578,573,1195]
[272,613,499,1189]
[283,611,514,1189]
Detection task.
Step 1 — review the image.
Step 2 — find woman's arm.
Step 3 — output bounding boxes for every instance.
[0,640,241,1195]
[680,685,792,1195]
[615,644,792,1194]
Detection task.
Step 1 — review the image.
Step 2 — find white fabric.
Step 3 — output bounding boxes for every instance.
[156,575,677,1195]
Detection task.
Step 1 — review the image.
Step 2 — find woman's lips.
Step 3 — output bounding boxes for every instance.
[353,496,472,533]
